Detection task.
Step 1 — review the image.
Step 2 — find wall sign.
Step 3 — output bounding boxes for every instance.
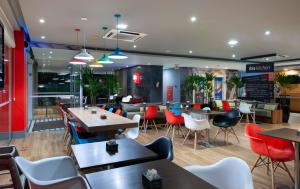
[167,85,173,101]
[214,77,222,100]
[246,63,274,73]
[133,71,141,84]
[243,74,273,101]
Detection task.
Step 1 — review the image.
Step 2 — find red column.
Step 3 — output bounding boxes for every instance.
[11,29,27,133]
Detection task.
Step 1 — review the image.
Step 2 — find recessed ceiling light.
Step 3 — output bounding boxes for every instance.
[190,16,197,22]
[205,66,209,68]
[41,36,46,39]
[189,50,193,54]
[232,54,236,58]
[265,57,270,61]
[225,67,228,69]
[81,17,88,21]
[48,56,52,59]
[117,24,128,29]
[133,45,137,48]
[165,50,172,53]
[265,30,271,36]
[49,51,53,54]
[39,18,45,24]
[228,39,239,47]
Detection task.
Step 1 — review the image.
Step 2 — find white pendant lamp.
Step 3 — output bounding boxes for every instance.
[74,19,94,61]
[69,29,87,65]
[108,14,128,60]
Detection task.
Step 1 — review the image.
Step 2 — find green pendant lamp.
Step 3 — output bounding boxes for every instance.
[98,27,114,64]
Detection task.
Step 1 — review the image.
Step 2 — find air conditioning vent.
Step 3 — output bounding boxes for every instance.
[103,29,147,42]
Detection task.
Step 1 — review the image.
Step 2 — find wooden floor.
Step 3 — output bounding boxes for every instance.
[1,114,300,189]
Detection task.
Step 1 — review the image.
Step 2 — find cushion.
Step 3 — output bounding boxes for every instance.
[215,100,222,108]
[256,103,265,109]
[264,103,278,111]
[255,109,272,118]
[122,103,143,112]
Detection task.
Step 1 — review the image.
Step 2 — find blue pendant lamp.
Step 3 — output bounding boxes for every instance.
[108,14,128,60]
[98,27,114,64]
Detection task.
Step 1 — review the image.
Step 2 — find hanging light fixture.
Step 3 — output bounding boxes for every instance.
[109,14,128,60]
[69,28,86,65]
[98,27,114,64]
[89,59,103,68]
[74,19,94,61]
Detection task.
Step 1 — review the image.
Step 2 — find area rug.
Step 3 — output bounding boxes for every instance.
[32,120,65,132]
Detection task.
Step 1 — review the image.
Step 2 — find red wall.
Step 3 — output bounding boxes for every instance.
[11,29,27,132]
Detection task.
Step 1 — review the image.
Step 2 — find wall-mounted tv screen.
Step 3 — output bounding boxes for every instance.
[0,22,4,89]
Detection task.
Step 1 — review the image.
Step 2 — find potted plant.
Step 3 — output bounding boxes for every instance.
[204,72,215,105]
[274,72,294,122]
[80,67,102,105]
[183,74,206,103]
[227,75,244,99]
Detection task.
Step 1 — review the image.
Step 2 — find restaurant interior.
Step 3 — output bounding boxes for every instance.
[1,0,300,189]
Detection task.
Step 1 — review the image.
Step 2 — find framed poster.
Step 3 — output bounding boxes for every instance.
[214,77,222,100]
[0,22,3,89]
[166,85,173,101]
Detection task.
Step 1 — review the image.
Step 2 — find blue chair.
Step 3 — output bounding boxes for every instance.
[69,122,101,144]
[170,104,182,115]
[108,108,114,112]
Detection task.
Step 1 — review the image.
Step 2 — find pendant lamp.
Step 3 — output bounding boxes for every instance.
[98,27,114,64]
[74,20,94,61]
[69,29,87,65]
[89,59,103,68]
[108,14,128,60]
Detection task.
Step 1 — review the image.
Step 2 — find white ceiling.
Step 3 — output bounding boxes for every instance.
[19,0,300,62]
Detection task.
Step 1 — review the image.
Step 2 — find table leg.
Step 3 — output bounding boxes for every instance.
[295,143,299,189]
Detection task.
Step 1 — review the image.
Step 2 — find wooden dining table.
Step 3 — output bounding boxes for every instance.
[71,139,158,170]
[68,107,138,132]
[85,159,217,189]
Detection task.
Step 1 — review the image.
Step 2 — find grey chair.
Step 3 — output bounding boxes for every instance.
[0,154,25,189]
[15,156,90,189]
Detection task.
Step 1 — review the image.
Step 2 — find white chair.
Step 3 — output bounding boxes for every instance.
[15,156,90,189]
[121,95,132,103]
[239,102,255,123]
[184,157,254,189]
[181,113,210,151]
[124,114,141,139]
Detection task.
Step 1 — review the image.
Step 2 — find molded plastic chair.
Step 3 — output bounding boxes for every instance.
[15,156,90,189]
[145,136,173,161]
[164,109,185,141]
[193,103,202,110]
[184,157,254,189]
[0,154,25,189]
[181,113,210,151]
[108,107,114,112]
[121,95,132,103]
[245,123,294,189]
[212,110,240,144]
[115,109,122,115]
[69,122,100,145]
[143,105,158,133]
[124,114,141,140]
[239,102,255,123]
[222,100,231,112]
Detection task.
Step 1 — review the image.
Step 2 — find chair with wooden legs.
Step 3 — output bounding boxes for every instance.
[143,105,158,133]
[245,123,295,189]
[181,113,210,151]
[212,110,240,144]
[239,102,255,123]
[164,109,185,141]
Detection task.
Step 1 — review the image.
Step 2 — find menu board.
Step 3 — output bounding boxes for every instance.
[243,74,273,101]
[0,22,3,89]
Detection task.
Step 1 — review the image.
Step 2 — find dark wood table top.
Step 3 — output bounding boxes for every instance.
[68,107,137,132]
[71,139,158,169]
[86,159,217,189]
[260,128,300,143]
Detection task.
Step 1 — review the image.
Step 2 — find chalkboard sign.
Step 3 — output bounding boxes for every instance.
[0,22,4,90]
[246,63,274,73]
[243,74,273,101]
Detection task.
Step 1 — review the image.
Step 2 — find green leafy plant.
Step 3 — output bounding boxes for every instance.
[183,74,205,92]
[274,72,294,94]
[227,75,243,98]
[80,67,102,105]
[204,72,215,101]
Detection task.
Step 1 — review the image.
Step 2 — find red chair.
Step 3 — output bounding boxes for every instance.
[222,100,231,112]
[164,109,184,141]
[245,123,294,188]
[193,103,201,110]
[115,109,122,115]
[143,105,158,133]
